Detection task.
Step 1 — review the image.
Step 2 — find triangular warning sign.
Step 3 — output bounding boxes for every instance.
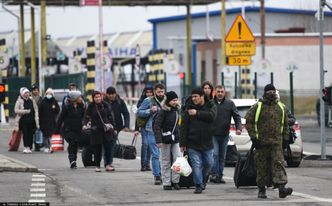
[225,15,255,42]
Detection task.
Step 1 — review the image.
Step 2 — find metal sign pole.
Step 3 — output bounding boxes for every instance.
[135,44,141,97]
[319,0,326,159]
[99,0,104,92]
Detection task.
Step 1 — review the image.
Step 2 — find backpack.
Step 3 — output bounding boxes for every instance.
[136,97,158,128]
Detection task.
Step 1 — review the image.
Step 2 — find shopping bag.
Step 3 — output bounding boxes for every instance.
[171,156,192,177]
[8,130,22,151]
[114,136,137,160]
[34,129,43,144]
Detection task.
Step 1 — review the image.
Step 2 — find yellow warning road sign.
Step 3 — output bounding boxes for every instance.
[226,56,251,66]
[226,42,256,56]
[225,15,255,42]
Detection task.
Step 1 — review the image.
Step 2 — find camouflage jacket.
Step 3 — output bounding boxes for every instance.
[245,98,289,146]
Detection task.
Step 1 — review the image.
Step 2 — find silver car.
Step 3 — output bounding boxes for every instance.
[228,99,303,167]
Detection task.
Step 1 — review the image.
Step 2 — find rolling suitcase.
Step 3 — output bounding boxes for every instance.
[233,146,257,188]
[81,145,95,167]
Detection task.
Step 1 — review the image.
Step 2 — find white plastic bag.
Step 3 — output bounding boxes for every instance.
[171,155,192,177]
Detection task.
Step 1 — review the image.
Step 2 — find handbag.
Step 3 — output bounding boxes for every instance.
[34,129,43,144]
[161,111,178,144]
[96,105,114,132]
[8,130,22,151]
[114,136,137,160]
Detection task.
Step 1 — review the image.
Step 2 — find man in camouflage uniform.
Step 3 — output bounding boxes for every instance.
[245,84,293,199]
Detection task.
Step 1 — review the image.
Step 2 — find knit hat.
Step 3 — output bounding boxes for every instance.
[166,91,178,102]
[20,87,29,96]
[106,86,116,94]
[264,84,276,93]
[68,90,82,101]
[45,88,54,96]
[191,87,204,96]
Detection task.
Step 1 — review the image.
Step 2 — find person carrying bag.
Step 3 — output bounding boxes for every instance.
[153,91,182,191]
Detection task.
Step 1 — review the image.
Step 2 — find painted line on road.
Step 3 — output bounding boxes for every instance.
[30,193,46,198]
[32,178,45,182]
[32,174,46,178]
[30,188,46,192]
[31,183,46,187]
[293,192,332,203]
[28,199,45,203]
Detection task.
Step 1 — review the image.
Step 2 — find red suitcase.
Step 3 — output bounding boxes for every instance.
[8,130,22,151]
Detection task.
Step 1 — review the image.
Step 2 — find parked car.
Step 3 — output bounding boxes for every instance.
[227,99,303,167]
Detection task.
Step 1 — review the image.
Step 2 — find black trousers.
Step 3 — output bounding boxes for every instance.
[67,139,79,163]
[21,122,34,148]
[93,138,112,168]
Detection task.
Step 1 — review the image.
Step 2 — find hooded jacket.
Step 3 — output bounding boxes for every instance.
[153,101,181,144]
[104,95,130,132]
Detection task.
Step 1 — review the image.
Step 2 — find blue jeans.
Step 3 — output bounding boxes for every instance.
[143,128,160,177]
[140,129,151,167]
[103,133,117,166]
[188,148,214,187]
[211,135,229,177]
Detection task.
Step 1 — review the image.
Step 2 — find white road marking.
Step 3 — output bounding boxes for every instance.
[30,188,46,192]
[31,183,46,187]
[32,178,45,182]
[30,193,46,198]
[293,192,332,203]
[32,174,46,178]
[28,199,45,203]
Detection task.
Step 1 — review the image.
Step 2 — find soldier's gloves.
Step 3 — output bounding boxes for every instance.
[282,140,289,149]
[251,138,261,149]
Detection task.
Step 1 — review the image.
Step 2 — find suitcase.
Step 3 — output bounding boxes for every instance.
[178,153,195,188]
[81,145,95,167]
[8,130,22,151]
[233,147,257,188]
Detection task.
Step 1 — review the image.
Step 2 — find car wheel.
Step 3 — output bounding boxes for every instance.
[286,152,303,168]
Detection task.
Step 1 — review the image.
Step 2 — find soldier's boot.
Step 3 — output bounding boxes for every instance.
[279,185,293,198]
[258,187,267,199]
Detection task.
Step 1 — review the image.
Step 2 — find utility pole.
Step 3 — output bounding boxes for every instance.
[221,0,226,75]
[186,4,192,86]
[30,6,36,85]
[19,2,26,77]
[260,0,266,59]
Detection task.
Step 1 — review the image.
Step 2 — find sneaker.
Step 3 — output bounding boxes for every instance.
[210,175,221,183]
[154,176,162,185]
[140,166,146,172]
[27,148,32,153]
[163,185,172,190]
[70,161,77,169]
[95,167,101,172]
[173,183,181,190]
[220,177,226,184]
[44,148,50,153]
[105,165,115,172]
[23,147,28,154]
[194,186,202,194]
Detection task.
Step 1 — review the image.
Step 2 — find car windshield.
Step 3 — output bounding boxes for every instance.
[237,106,251,118]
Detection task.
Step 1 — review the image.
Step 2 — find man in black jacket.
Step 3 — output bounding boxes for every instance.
[104,86,130,170]
[210,85,242,184]
[180,88,217,194]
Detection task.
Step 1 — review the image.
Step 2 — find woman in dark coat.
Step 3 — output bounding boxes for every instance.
[153,91,182,190]
[56,90,85,169]
[84,91,116,172]
[39,88,60,153]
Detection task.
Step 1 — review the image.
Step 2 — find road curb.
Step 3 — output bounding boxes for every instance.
[0,154,38,172]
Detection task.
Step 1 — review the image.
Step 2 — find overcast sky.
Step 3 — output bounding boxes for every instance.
[0,0,324,38]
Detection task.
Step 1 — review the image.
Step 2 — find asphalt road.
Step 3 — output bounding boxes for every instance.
[1,118,332,205]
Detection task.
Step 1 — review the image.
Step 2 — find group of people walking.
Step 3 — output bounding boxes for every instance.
[135,81,293,198]
[13,80,293,198]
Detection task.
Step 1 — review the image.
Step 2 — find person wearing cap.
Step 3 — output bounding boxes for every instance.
[137,83,166,185]
[104,86,130,170]
[210,85,242,184]
[84,91,116,172]
[245,84,293,199]
[180,87,217,194]
[153,91,182,190]
[134,86,154,171]
[56,90,85,169]
[14,87,40,154]
[38,88,60,153]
